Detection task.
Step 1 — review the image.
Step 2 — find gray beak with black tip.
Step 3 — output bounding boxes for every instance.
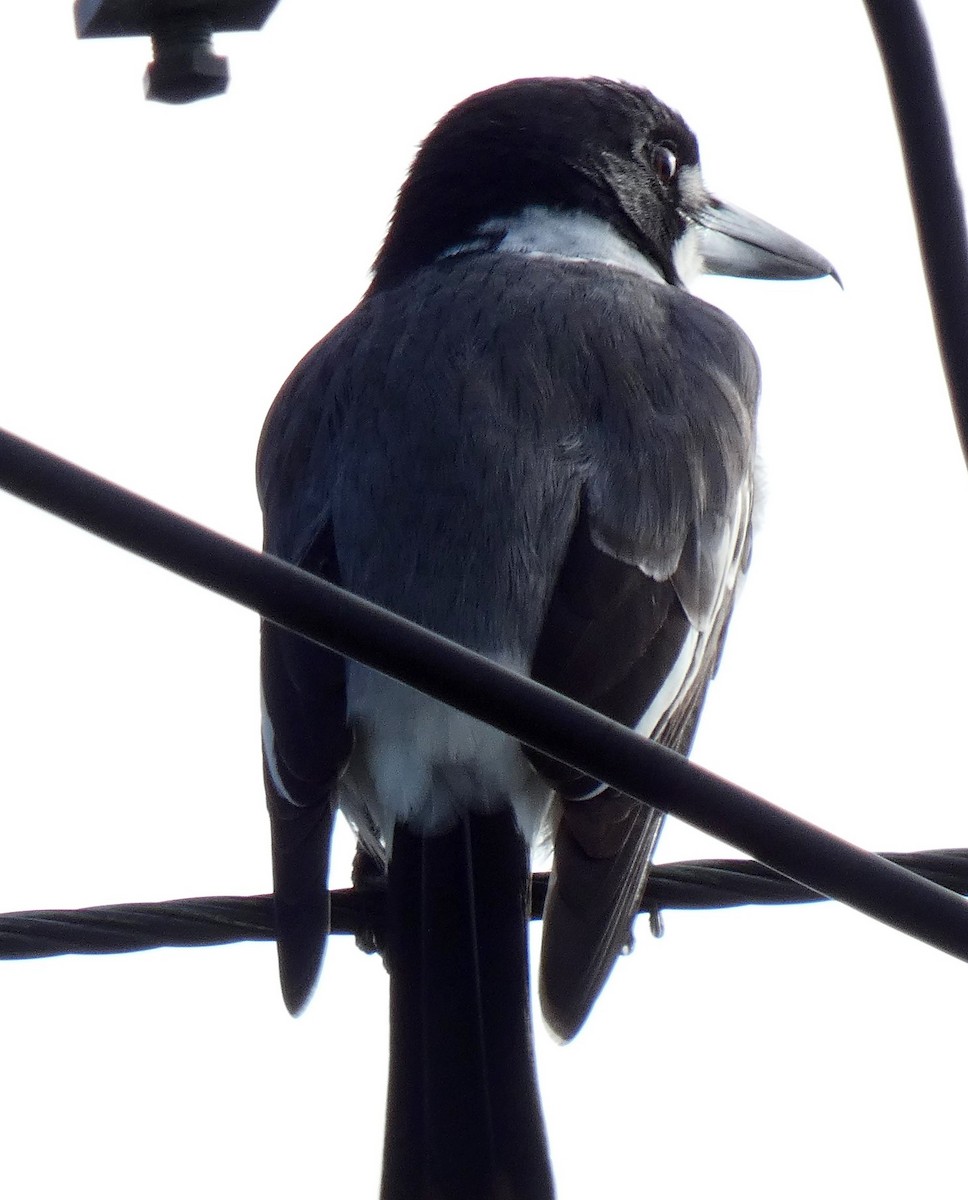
[698,198,841,286]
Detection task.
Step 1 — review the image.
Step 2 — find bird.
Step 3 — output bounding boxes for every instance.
[257,76,836,1200]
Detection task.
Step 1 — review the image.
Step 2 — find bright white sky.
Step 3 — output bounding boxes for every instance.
[2,2,967,1196]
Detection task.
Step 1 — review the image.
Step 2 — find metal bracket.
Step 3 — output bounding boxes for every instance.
[74,0,282,104]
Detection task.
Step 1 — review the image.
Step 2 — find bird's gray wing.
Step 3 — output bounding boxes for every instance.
[257,326,356,1013]
[526,278,760,1042]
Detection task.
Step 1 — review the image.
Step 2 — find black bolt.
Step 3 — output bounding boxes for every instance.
[143,18,229,105]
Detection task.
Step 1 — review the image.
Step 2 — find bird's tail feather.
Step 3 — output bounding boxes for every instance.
[267,781,334,1016]
[540,794,663,1042]
[381,807,554,1200]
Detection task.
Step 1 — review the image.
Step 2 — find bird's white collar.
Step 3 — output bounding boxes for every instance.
[440,206,662,282]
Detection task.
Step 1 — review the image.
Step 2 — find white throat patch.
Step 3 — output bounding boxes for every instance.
[671,222,703,289]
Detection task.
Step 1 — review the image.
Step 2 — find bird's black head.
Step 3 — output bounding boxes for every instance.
[370,77,702,293]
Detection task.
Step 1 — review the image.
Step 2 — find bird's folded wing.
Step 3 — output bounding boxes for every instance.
[258,338,355,1013]
[528,285,758,1040]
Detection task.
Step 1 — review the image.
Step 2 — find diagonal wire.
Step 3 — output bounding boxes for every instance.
[3,849,968,960]
[3,428,968,965]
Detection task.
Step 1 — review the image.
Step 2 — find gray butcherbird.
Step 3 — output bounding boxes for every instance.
[258,77,836,1200]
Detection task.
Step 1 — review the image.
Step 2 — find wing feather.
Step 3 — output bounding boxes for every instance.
[258,341,355,1013]
[530,279,759,1041]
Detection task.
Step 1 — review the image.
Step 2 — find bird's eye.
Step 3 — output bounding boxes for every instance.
[651,143,678,184]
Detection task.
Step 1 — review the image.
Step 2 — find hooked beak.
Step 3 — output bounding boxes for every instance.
[697,198,841,286]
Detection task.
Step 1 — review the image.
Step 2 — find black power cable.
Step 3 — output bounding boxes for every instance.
[2,426,968,967]
[864,0,968,462]
[3,849,967,961]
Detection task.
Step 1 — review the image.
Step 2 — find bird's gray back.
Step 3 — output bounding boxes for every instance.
[259,252,760,662]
